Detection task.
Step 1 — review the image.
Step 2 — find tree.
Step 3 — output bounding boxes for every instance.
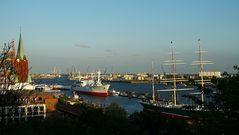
[222,71,229,77]
[105,102,127,119]
[0,41,22,106]
[0,41,17,90]
[194,65,239,134]
[0,41,22,128]
[214,65,239,117]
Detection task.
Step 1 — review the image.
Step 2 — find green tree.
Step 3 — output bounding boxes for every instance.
[214,65,239,117]
[105,102,127,119]
[196,65,239,134]
[0,90,22,107]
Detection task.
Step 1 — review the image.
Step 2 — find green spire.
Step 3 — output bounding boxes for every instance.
[16,33,27,60]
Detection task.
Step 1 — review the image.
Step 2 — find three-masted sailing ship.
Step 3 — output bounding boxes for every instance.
[140,40,213,120]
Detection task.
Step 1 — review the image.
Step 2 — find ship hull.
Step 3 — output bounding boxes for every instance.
[72,84,110,97]
[140,102,204,121]
[140,103,192,120]
[76,91,108,97]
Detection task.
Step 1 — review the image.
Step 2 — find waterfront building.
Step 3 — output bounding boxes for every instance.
[20,92,58,113]
[123,74,134,80]
[199,71,221,78]
[0,92,58,123]
[0,104,46,123]
[137,73,148,80]
[112,74,122,80]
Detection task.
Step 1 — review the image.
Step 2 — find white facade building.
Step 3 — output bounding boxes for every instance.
[199,71,221,78]
[0,104,46,123]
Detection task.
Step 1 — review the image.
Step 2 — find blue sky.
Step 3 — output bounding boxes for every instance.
[0,0,239,73]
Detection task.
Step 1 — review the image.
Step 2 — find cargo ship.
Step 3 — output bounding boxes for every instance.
[72,71,110,97]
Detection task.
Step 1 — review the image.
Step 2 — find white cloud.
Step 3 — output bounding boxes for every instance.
[105,49,112,52]
[74,44,91,48]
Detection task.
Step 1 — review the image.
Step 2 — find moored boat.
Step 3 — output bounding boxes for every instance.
[72,71,110,97]
[51,84,71,90]
[108,89,120,96]
[73,84,110,97]
[35,84,61,92]
[140,100,209,121]
[140,42,201,121]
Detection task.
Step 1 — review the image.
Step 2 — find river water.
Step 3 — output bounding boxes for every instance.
[34,76,198,114]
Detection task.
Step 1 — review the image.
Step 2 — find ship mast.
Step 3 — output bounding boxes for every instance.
[192,39,213,108]
[171,42,177,105]
[97,70,101,83]
[171,44,177,106]
[162,42,185,106]
[151,61,155,102]
[198,41,205,104]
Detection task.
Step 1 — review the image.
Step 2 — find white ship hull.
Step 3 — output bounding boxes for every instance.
[72,84,110,97]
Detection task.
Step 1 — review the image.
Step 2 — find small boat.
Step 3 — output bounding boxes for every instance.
[7,83,35,90]
[51,84,71,90]
[119,92,128,97]
[108,89,120,96]
[138,95,146,100]
[127,91,137,98]
[35,84,60,92]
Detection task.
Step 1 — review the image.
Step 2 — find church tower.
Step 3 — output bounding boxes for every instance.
[14,33,29,82]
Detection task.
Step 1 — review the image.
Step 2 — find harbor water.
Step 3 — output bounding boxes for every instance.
[34,76,198,114]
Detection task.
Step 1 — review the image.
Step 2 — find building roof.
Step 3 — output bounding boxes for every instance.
[16,33,27,60]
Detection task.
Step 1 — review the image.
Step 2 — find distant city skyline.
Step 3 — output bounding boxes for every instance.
[0,0,239,74]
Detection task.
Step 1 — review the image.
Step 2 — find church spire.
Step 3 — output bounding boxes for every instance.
[14,32,29,83]
[16,32,27,60]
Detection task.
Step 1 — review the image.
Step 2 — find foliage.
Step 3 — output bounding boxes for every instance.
[104,102,127,119]
[2,65,239,135]
[194,65,239,134]
[213,65,239,117]
[0,90,22,107]
[2,99,239,135]
[0,41,17,90]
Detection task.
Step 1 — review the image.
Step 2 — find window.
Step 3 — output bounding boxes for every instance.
[33,106,38,115]
[21,108,25,116]
[27,107,32,115]
[40,106,44,111]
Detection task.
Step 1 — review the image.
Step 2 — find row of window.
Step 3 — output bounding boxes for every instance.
[0,104,46,120]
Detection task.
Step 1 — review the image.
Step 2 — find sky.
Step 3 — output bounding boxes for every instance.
[0,0,239,74]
